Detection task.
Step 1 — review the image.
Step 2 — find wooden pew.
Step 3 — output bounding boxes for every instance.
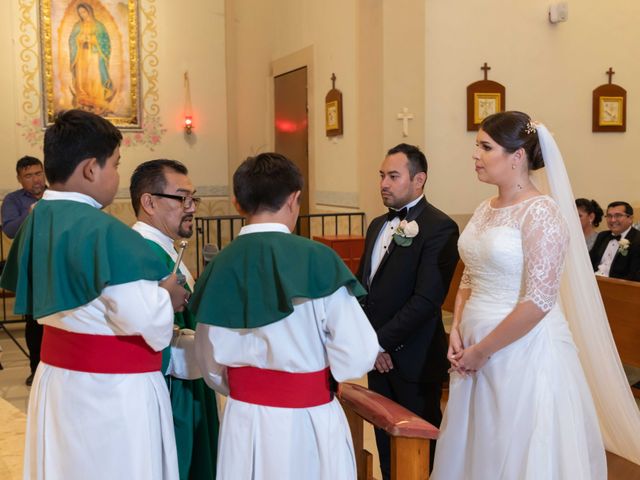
[442,260,464,314]
[596,276,640,397]
[339,382,438,480]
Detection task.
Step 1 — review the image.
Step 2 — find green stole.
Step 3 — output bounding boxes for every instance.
[189,231,366,328]
[0,200,168,318]
[143,239,218,480]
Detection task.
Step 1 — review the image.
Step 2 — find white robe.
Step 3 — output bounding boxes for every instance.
[195,223,379,480]
[24,191,179,480]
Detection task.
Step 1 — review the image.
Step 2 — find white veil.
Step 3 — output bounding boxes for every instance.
[534,123,640,464]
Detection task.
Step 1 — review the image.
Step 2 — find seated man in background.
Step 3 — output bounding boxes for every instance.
[1,155,46,385]
[130,159,218,480]
[590,201,640,281]
[1,156,46,237]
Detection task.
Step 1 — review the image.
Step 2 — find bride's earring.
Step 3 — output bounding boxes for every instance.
[511,164,516,169]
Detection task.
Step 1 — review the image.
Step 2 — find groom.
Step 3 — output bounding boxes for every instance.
[356,143,459,478]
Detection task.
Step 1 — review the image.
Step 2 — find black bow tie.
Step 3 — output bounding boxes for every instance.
[610,233,622,241]
[387,207,408,221]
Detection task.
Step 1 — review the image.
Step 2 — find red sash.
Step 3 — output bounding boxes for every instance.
[227,366,333,408]
[41,325,161,373]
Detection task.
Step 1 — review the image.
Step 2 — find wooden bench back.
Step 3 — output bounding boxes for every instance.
[596,276,640,369]
[442,260,464,314]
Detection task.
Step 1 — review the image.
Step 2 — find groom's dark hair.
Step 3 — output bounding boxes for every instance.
[387,143,428,178]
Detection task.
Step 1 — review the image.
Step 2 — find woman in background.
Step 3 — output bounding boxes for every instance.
[576,198,603,250]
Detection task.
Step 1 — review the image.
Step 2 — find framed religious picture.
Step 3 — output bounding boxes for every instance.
[593,69,626,132]
[474,93,501,124]
[325,73,343,137]
[599,97,623,126]
[326,100,340,131]
[39,0,142,128]
[466,63,506,131]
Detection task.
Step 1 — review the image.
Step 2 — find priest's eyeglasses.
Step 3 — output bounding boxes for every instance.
[151,193,201,209]
[605,213,630,220]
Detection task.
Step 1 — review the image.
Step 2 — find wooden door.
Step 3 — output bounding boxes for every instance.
[274,67,309,216]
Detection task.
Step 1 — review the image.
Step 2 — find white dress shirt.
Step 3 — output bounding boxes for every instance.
[595,226,632,277]
[369,195,424,282]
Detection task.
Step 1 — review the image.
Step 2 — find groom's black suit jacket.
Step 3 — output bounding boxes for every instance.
[589,227,640,281]
[356,197,459,383]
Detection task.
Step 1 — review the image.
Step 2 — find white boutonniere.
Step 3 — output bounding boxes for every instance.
[392,220,419,247]
[618,238,630,256]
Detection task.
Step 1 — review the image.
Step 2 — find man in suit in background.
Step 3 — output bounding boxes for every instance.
[356,143,459,479]
[590,201,640,281]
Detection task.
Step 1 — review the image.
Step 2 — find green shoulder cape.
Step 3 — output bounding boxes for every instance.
[0,200,169,318]
[189,231,366,328]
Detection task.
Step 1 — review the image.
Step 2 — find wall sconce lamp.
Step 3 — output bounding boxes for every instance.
[184,71,194,135]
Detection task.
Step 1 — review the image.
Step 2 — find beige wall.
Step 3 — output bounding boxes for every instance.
[425,0,640,216]
[227,0,640,221]
[226,0,363,210]
[226,0,429,222]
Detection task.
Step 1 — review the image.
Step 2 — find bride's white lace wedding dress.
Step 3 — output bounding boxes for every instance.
[431,195,606,480]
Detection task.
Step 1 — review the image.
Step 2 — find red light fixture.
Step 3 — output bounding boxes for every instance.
[183,71,194,135]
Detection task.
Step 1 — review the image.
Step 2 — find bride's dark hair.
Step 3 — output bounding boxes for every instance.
[480,111,544,171]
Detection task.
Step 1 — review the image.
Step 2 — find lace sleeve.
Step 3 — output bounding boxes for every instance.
[520,198,569,312]
[460,266,472,290]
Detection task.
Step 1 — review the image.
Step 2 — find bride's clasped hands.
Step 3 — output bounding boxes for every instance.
[446,327,490,375]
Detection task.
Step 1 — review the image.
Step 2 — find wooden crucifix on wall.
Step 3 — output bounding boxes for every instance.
[592,67,627,132]
[325,73,343,137]
[466,62,506,131]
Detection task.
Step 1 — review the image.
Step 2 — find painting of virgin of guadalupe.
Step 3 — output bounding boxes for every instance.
[40,0,141,128]
[69,3,115,112]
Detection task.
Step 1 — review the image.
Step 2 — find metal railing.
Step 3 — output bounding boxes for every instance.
[194,212,366,276]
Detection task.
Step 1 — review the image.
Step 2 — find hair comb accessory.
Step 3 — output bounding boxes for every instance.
[524,121,537,135]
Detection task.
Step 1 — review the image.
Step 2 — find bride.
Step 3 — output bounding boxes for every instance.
[431,111,606,479]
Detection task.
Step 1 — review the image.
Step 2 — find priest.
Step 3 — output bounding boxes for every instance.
[130,159,219,480]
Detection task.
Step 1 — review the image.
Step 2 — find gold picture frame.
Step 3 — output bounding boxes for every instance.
[598,96,624,126]
[473,93,501,125]
[39,0,141,128]
[326,100,340,131]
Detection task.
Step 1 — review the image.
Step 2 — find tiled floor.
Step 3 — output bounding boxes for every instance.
[0,320,31,413]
